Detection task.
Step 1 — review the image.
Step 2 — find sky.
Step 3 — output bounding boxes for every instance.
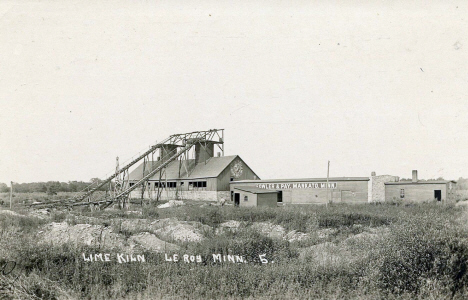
[1,0,468,184]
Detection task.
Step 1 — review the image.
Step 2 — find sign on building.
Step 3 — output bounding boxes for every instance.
[256,182,337,189]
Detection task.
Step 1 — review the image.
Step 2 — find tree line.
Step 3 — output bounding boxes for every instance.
[0,178,110,195]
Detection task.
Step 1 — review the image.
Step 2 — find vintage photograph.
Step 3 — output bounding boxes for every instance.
[1,1,468,299]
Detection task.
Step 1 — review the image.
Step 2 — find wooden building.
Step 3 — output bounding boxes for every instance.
[232,186,279,207]
[128,150,259,201]
[230,177,369,206]
[385,170,456,203]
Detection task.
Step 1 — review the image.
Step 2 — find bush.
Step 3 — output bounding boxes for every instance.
[372,215,468,296]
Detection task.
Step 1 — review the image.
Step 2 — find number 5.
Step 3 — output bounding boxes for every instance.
[259,254,268,264]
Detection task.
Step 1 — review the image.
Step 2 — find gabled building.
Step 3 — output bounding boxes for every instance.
[128,152,259,201]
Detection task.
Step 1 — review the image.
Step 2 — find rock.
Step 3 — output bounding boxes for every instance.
[220,220,241,229]
[215,220,243,235]
[284,230,310,242]
[129,232,179,252]
[150,218,211,243]
[157,200,185,209]
[0,209,21,216]
[119,219,152,232]
[250,222,286,239]
[39,222,127,250]
[316,228,337,239]
[249,221,312,242]
[298,242,341,264]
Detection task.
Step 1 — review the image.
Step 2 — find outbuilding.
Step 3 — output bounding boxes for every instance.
[385,170,456,203]
[232,186,279,207]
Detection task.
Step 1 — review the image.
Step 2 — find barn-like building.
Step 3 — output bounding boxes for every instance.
[128,141,259,201]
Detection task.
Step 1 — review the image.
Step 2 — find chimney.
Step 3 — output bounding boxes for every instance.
[371,171,376,176]
[217,152,221,157]
[412,170,418,183]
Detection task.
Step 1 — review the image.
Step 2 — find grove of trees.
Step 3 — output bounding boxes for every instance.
[0,180,109,194]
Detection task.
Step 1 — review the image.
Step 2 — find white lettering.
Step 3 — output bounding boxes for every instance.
[196,255,202,263]
[117,254,126,264]
[104,254,111,261]
[183,254,190,263]
[82,253,92,262]
[259,254,268,264]
[213,254,222,262]
[137,255,145,262]
[94,254,104,262]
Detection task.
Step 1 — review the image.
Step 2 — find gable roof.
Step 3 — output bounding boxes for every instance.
[128,155,238,181]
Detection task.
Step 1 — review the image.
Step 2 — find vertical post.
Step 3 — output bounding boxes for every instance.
[9,181,13,209]
[326,161,330,206]
[222,129,224,156]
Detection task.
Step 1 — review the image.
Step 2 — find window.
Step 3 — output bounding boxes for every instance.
[230,177,234,182]
[155,182,166,188]
[400,189,405,199]
[167,182,177,189]
[129,183,135,187]
[244,196,248,202]
[189,181,207,189]
[180,182,184,186]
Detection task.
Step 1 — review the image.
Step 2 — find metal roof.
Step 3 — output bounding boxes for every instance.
[231,177,369,184]
[128,155,238,181]
[233,186,279,194]
[385,180,456,185]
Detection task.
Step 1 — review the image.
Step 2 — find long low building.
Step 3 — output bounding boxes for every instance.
[230,177,370,206]
[385,170,456,203]
[229,170,456,207]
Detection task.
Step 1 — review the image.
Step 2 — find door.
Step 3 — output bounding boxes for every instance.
[434,190,442,201]
[234,193,240,206]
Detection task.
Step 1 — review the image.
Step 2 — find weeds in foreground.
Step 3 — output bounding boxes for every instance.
[0,204,467,299]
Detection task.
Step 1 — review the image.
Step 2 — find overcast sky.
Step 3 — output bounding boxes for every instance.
[1,0,468,184]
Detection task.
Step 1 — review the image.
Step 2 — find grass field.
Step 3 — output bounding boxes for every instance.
[1,201,468,299]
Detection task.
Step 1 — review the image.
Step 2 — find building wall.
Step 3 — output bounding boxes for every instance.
[217,157,259,191]
[257,193,278,207]
[234,190,257,207]
[129,190,227,201]
[385,183,448,202]
[368,175,400,203]
[231,180,369,205]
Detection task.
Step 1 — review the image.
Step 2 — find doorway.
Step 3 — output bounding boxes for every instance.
[277,191,283,203]
[234,193,240,206]
[434,190,442,201]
